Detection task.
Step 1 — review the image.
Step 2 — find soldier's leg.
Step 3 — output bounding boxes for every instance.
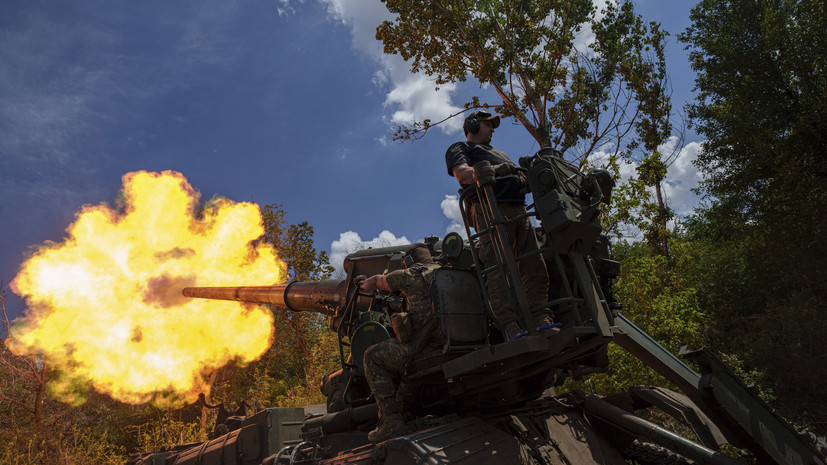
[396,334,444,411]
[512,213,554,330]
[363,339,412,414]
[472,204,520,338]
[513,215,550,308]
[363,339,414,442]
[494,203,549,328]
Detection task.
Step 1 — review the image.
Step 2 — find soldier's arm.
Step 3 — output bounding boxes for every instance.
[452,162,475,185]
[359,274,391,292]
[446,142,474,185]
[452,161,514,185]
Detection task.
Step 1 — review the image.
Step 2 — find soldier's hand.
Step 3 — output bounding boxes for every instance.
[492,163,516,177]
[353,274,367,288]
[517,171,528,187]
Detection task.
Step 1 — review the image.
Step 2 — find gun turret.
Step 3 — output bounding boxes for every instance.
[182,279,349,316]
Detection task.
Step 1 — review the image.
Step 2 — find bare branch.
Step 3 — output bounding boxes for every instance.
[391,107,484,142]
[1,280,10,340]
[0,395,35,414]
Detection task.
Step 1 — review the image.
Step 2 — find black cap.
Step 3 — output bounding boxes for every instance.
[465,109,500,129]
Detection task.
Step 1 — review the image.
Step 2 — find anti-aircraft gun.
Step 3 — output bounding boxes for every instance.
[130,149,827,465]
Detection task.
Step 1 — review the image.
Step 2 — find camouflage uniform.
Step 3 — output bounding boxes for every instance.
[363,263,442,418]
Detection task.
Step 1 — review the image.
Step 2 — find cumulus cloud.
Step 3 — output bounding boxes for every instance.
[329,230,410,277]
[572,0,614,52]
[602,136,703,219]
[440,195,467,237]
[385,75,461,131]
[288,0,621,138]
[616,137,705,239]
[662,140,703,217]
[316,0,464,135]
[257,0,628,141]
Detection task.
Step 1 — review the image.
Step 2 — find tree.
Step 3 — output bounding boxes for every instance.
[210,203,338,409]
[562,239,707,394]
[258,202,334,375]
[377,0,684,259]
[679,0,827,431]
[2,281,135,464]
[377,0,671,168]
[680,0,827,223]
[259,203,335,283]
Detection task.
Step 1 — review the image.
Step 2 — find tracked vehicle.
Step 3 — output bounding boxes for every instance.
[130,149,826,465]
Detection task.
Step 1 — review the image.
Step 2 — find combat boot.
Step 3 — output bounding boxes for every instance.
[503,321,525,341]
[368,413,405,443]
[533,310,560,336]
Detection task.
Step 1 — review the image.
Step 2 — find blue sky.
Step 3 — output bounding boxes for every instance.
[1,0,703,321]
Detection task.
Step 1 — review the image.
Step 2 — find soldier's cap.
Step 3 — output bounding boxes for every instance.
[466,110,500,129]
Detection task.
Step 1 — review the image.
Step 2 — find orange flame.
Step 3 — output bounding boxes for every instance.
[8,171,285,406]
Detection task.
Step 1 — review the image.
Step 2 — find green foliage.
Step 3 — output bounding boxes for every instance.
[601,159,672,248]
[0,436,43,465]
[379,0,680,258]
[209,202,338,410]
[680,209,827,430]
[210,313,338,409]
[565,239,707,395]
[52,428,127,465]
[259,203,334,282]
[679,0,827,431]
[0,334,145,463]
[680,0,827,223]
[127,412,203,453]
[377,0,670,166]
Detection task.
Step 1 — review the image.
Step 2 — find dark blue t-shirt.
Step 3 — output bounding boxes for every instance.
[445,141,524,204]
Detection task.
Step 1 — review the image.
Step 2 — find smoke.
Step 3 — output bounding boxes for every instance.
[142,273,198,308]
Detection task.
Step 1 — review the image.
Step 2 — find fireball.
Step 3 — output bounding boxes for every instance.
[8,171,285,406]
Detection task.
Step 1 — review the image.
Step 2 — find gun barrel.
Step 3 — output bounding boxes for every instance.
[182,279,347,315]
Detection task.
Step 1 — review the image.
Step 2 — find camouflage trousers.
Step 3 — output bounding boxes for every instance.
[363,334,442,416]
[471,202,550,331]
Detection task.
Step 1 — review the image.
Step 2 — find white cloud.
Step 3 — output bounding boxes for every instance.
[246,0,629,142]
[311,0,624,138]
[662,140,703,217]
[329,230,410,277]
[608,136,703,219]
[549,0,612,62]
[572,0,613,52]
[577,136,703,240]
[276,0,297,17]
[384,75,462,132]
[440,195,467,237]
[318,0,463,135]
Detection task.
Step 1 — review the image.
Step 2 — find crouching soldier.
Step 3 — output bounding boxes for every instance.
[358,243,442,442]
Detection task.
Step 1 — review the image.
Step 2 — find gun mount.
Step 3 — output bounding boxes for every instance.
[130,149,826,465]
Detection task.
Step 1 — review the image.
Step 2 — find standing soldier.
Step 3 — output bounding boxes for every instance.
[358,243,441,442]
[445,110,552,340]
